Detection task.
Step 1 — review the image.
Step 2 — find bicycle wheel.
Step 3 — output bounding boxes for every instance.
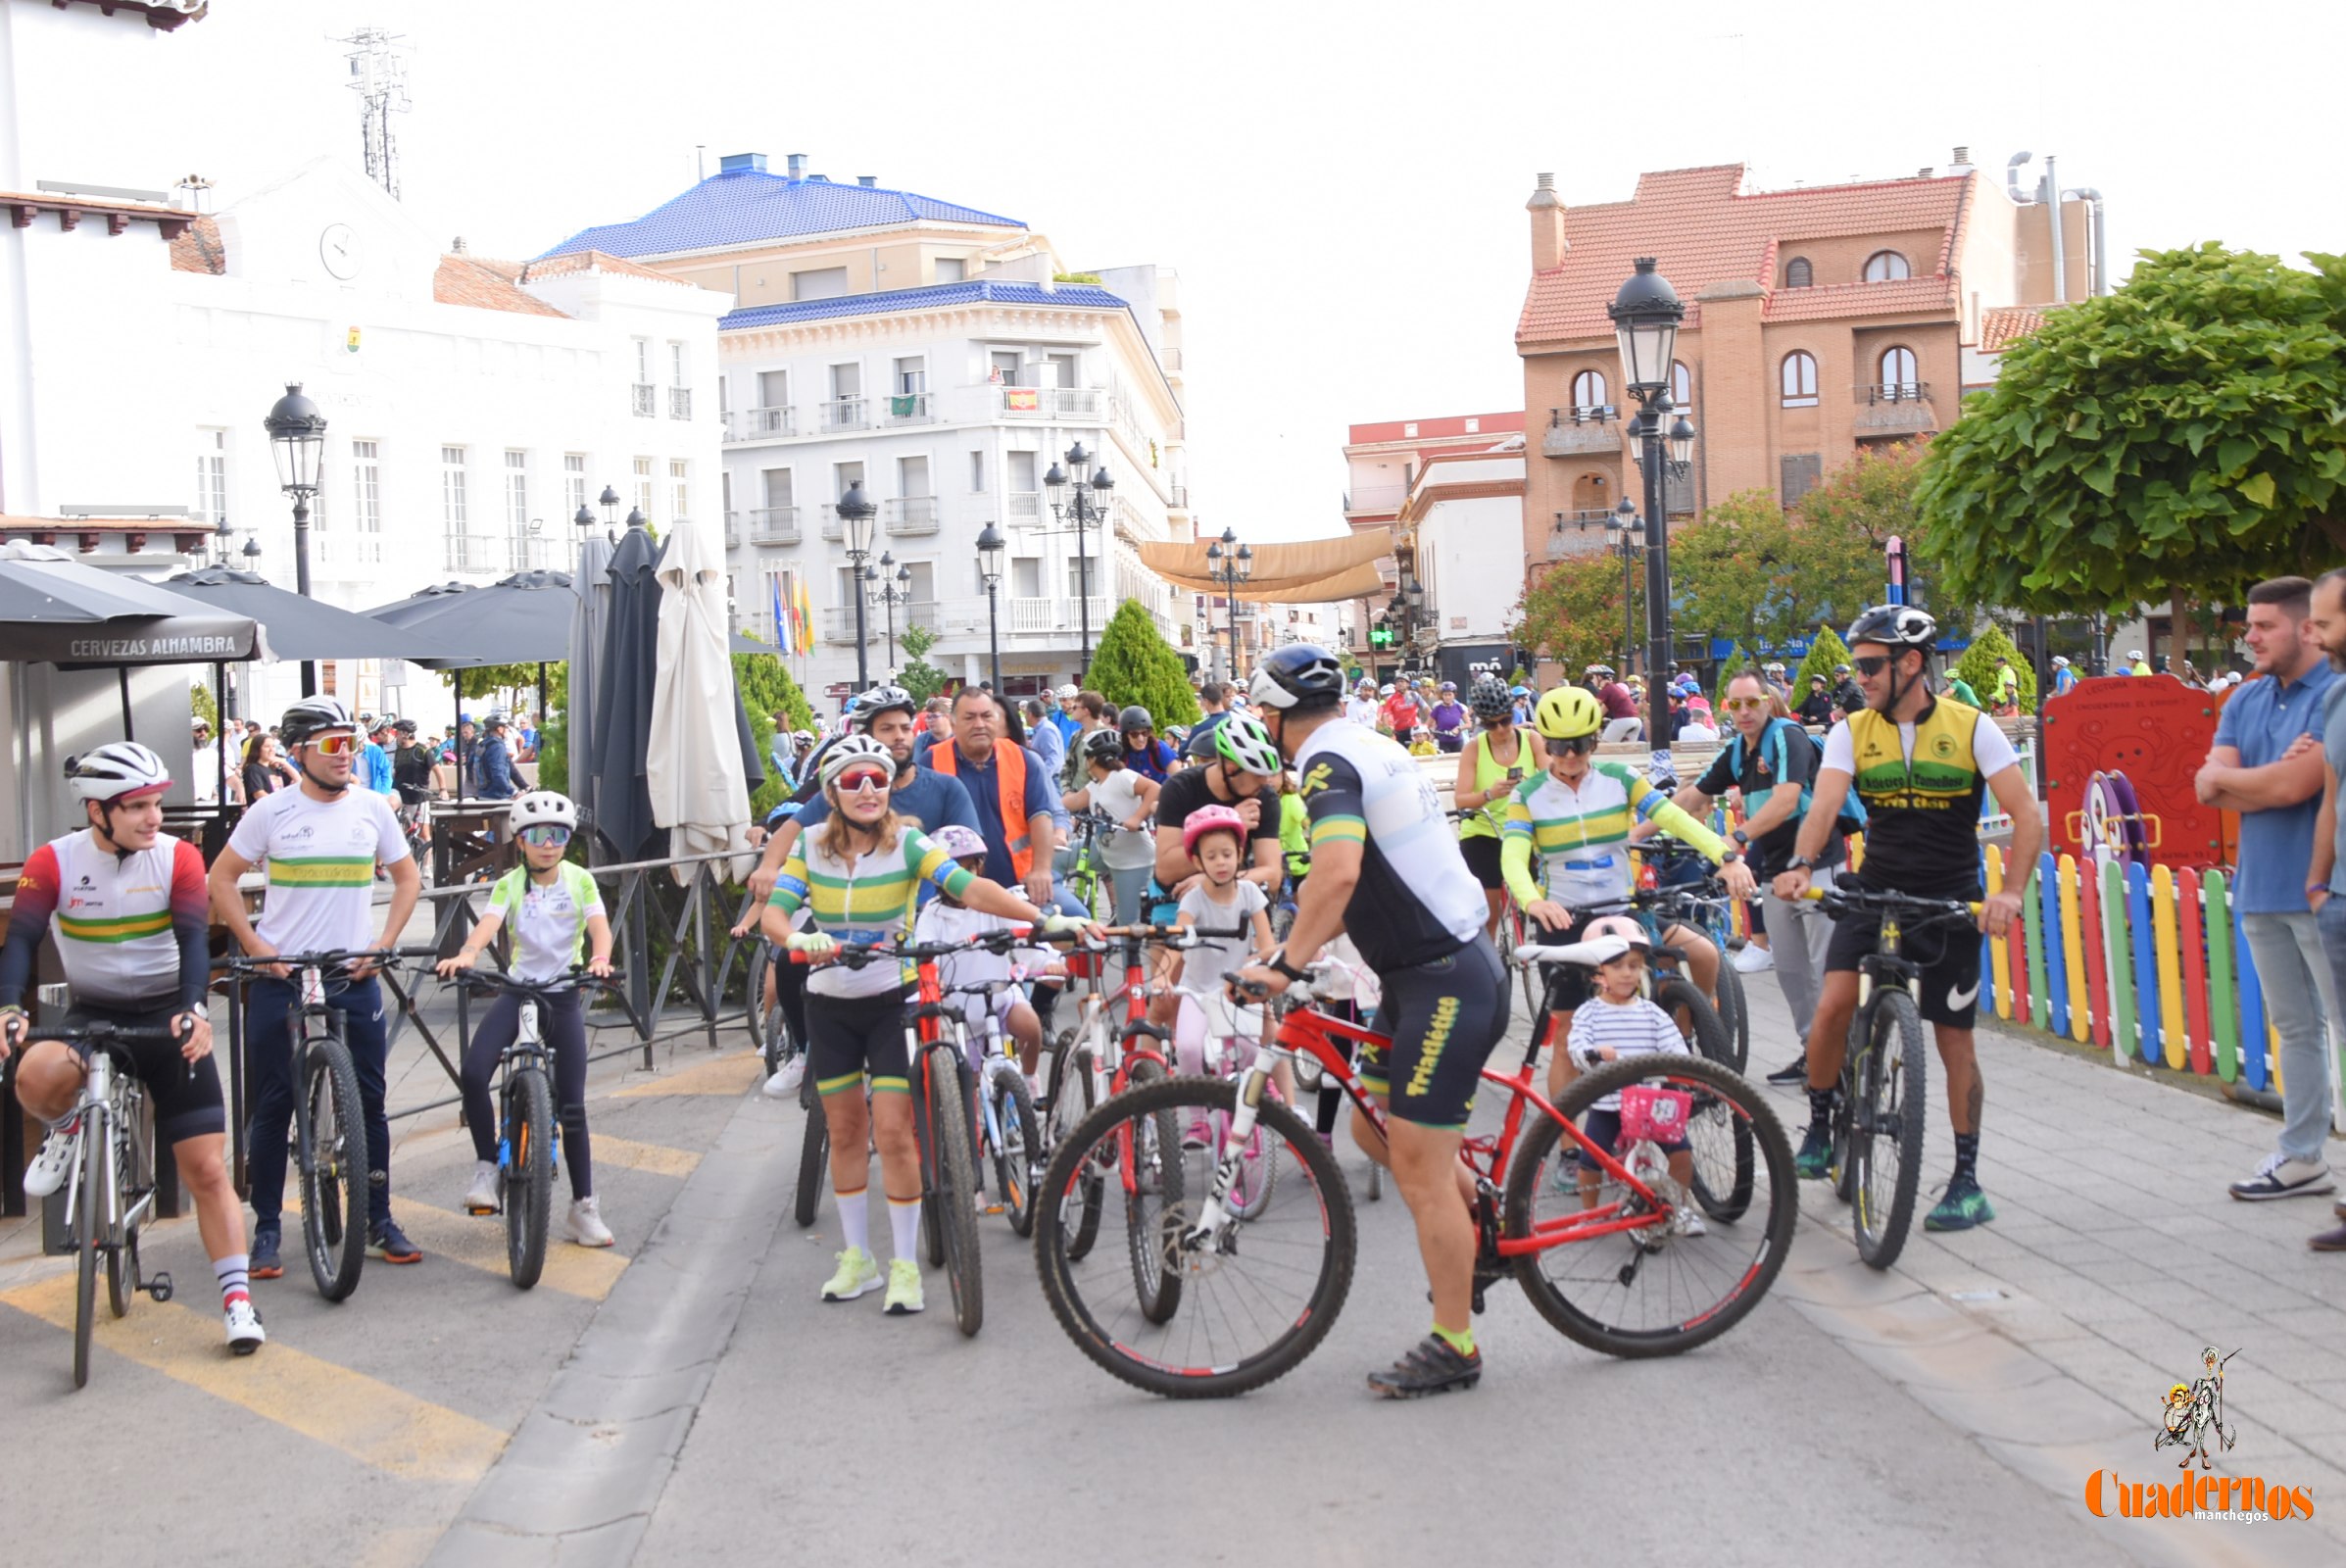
[1119,1055,1185,1324]
[1716,962,1750,1074]
[506,1067,555,1290]
[744,941,771,1061]
[924,1045,985,1336]
[990,1069,1043,1238]
[1049,1041,1103,1261]
[1034,1076,1355,1398]
[73,1122,101,1390]
[1510,900,1540,1021]
[794,1072,829,1228]
[107,1099,145,1319]
[298,1035,368,1301]
[1504,1054,1794,1359]
[1850,988,1928,1270]
[1652,976,1730,1067]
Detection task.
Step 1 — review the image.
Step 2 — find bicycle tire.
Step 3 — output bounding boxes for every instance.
[991,1070,1044,1238]
[1120,1055,1184,1324]
[762,995,794,1079]
[299,1035,368,1301]
[507,1066,555,1290]
[1652,976,1730,1067]
[1716,962,1750,1074]
[1504,1054,1795,1358]
[1831,1051,1858,1204]
[1034,1076,1355,1398]
[925,1044,985,1336]
[1052,1042,1103,1261]
[744,941,771,1061]
[107,1098,143,1319]
[1850,988,1928,1270]
[73,1121,101,1390]
[794,1072,829,1228]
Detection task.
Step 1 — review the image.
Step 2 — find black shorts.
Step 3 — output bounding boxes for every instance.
[1576,1105,1689,1172]
[806,987,912,1099]
[63,999,225,1146]
[1458,833,1505,892]
[1823,893,1984,1030]
[1354,938,1509,1129]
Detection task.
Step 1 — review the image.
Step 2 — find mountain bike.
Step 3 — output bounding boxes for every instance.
[11,1018,180,1389]
[1641,847,1750,1073]
[745,936,802,1082]
[1814,885,1980,1270]
[1061,809,1114,921]
[1035,941,1794,1397]
[445,965,612,1290]
[942,959,1046,1237]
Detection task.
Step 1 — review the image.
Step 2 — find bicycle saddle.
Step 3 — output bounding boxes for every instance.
[1513,938,1631,969]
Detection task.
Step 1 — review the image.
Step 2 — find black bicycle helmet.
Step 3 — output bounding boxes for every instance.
[854,683,917,729]
[1467,676,1513,721]
[1117,705,1153,734]
[1084,730,1125,765]
[1844,605,1939,652]
[1183,724,1221,761]
[1248,643,1345,710]
[279,696,357,747]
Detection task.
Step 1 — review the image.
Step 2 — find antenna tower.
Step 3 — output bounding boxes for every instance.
[334,27,412,200]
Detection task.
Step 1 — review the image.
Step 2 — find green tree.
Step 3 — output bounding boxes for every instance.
[1087,600,1199,728]
[1796,443,1974,628]
[189,680,220,731]
[1951,622,2037,713]
[1673,494,1797,652]
[1711,643,1752,705]
[1514,552,1640,676]
[1915,244,2346,613]
[733,640,815,819]
[442,662,568,712]
[1791,625,1852,697]
[896,622,950,706]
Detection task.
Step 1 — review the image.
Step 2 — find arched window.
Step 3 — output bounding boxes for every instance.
[1780,351,1819,408]
[1570,368,1608,415]
[1784,256,1812,288]
[1863,250,1910,282]
[1670,361,1692,412]
[1879,345,1919,395]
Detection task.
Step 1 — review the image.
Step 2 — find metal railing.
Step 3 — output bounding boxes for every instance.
[722,512,742,549]
[1551,404,1617,426]
[820,396,868,432]
[631,383,657,417]
[727,405,796,441]
[997,385,1104,419]
[749,506,801,545]
[881,392,934,425]
[444,531,512,573]
[668,386,693,420]
[883,496,938,534]
[818,503,847,541]
[1005,595,1111,633]
[1860,381,1931,405]
[1007,489,1040,518]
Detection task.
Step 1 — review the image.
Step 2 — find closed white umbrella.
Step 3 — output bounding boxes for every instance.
[647,520,753,881]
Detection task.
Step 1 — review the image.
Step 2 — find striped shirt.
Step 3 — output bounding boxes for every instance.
[226,786,409,958]
[767,823,974,999]
[1500,760,1724,910]
[1565,995,1683,1110]
[0,831,210,1008]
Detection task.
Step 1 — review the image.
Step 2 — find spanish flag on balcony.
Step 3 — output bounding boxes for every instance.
[1003,388,1040,412]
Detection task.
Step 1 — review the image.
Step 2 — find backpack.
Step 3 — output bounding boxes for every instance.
[1728,717,1867,841]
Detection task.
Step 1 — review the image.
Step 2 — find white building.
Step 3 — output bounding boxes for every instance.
[542,153,1190,705]
[1396,439,1528,685]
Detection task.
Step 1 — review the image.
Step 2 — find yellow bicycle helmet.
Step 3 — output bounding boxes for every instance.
[1532,685,1605,740]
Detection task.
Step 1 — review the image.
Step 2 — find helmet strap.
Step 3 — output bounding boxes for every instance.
[296,748,350,797]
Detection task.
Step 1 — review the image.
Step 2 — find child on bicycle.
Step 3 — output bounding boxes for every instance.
[913,825,1051,1094]
[438,791,615,1249]
[1551,918,1699,1232]
[1168,807,1285,1104]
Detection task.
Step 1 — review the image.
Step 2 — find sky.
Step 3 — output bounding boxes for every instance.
[51,0,2346,542]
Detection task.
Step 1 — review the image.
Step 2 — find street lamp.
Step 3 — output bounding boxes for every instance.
[869,551,916,671]
[837,480,878,687]
[1044,440,1114,674]
[263,382,326,696]
[1203,524,1252,682]
[598,484,621,538]
[1608,257,1691,741]
[976,520,1006,692]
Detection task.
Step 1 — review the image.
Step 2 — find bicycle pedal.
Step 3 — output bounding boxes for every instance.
[146,1272,172,1302]
[464,1202,501,1216]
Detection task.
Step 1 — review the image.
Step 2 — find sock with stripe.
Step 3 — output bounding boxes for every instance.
[888,1197,920,1262]
[1432,1323,1476,1356]
[1806,1086,1838,1135]
[1952,1132,1980,1186]
[214,1252,250,1309]
[835,1188,870,1255]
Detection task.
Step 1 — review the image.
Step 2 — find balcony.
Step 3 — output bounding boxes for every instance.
[726,405,797,442]
[749,506,801,545]
[822,601,941,644]
[668,386,693,420]
[1344,483,1407,515]
[444,532,519,574]
[881,392,934,425]
[1541,405,1620,458]
[820,396,869,432]
[631,383,656,417]
[883,496,938,535]
[722,512,742,550]
[1853,382,1936,438]
[1006,489,1041,520]
[996,385,1105,420]
[1005,596,1110,634]
[1168,483,1190,510]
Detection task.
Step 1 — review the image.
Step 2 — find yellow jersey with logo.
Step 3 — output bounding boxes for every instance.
[1842,696,1990,893]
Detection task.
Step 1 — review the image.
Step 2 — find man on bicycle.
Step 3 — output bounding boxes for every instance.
[1235,643,1509,1398]
[209,697,423,1274]
[1,744,266,1354]
[1770,607,2040,1233]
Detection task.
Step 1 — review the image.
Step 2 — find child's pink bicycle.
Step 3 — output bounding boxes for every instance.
[1173,988,1283,1219]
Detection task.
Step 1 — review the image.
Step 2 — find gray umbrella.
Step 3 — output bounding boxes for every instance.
[165,567,480,662]
[0,541,261,666]
[592,524,662,861]
[365,570,578,797]
[567,533,612,837]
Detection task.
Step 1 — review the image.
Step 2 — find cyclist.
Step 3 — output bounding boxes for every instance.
[912,823,1049,1090]
[1450,676,1527,938]
[1234,643,1508,1398]
[1167,804,1277,1078]
[1770,606,2039,1233]
[0,744,265,1354]
[209,696,424,1274]
[1500,685,1754,1111]
[1149,710,1286,920]
[437,791,616,1249]
[1117,706,1177,783]
[761,736,1087,1316]
[1428,681,1466,754]
[1060,729,1159,926]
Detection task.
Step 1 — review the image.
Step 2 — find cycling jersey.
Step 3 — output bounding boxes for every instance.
[226,786,410,956]
[1499,760,1725,911]
[767,823,973,999]
[0,830,210,1009]
[484,861,605,983]
[1822,696,2015,896]
[1292,719,1485,972]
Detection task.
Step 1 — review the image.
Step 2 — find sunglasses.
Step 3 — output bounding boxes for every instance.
[1722,696,1770,711]
[834,770,892,795]
[309,731,359,756]
[1543,734,1599,757]
[518,824,572,849]
[1851,655,1894,677]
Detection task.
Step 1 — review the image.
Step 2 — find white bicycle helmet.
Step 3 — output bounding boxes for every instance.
[67,742,171,804]
[1212,712,1283,776]
[930,824,988,860]
[818,733,897,790]
[509,790,577,832]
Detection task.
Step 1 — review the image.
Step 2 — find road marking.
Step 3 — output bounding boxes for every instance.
[611,1050,763,1099]
[592,1135,702,1179]
[0,1272,505,1484]
[279,1193,628,1300]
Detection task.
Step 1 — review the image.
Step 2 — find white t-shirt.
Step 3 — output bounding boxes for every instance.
[1088,769,1158,871]
[1344,697,1379,727]
[485,861,606,983]
[1819,710,2019,778]
[226,786,410,957]
[1566,994,1684,1110]
[1175,878,1267,996]
[913,899,1048,1034]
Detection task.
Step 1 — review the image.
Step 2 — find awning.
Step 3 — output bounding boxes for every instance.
[1136,529,1393,604]
[164,567,483,662]
[0,541,262,666]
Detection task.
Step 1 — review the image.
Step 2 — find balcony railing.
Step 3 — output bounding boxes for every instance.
[668,386,693,420]
[1005,596,1110,634]
[726,405,796,442]
[883,496,938,535]
[1553,404,1617,426]
[820,396,868,432]
[631,383,656,417]
[1006,489,1041,519]
[997,385,1105,420]
[722,512,742,550]
[749,506,801,545]
[1853,382,1936,437]
[881,392,934,425]
[1541,407,1621,458]
[444,531,523,573]
[1345,483,1407,514]
[1860,381,1930,405]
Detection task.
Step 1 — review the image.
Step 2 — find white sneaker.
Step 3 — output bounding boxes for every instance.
[567,1196,614,1248]
[22,1121,77,1200]
[462,1160,501,1214]
[1730,943,1774,974]
[223,1297,266,1355]
[1681,1206,1708,1238]
[762,1056,806,1099]
[2229,1152,2334,1201]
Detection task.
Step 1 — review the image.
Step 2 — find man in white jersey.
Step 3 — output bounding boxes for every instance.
[209,697,421,1276]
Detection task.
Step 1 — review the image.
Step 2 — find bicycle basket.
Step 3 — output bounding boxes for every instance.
[1617,1084,1693,1146]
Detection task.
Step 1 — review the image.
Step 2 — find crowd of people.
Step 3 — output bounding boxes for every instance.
[191,707,544,811]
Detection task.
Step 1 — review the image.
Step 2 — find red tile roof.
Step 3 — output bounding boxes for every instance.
[432,255,569,318]
[1979,303,2062,352]
[169,214,223,274]
[518,249,693,287]
[1516,165,1972,348]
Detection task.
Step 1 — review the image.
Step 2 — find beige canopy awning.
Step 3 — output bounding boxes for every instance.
[1136,529,1393,604]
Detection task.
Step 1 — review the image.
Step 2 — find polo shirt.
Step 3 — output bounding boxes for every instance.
[2213,662,2336,913]
[920,744,1053,886]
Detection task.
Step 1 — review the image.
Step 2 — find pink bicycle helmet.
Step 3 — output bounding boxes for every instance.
[930,824,989,861]
[1182,804,1247,858]
[1583,914,1650,950]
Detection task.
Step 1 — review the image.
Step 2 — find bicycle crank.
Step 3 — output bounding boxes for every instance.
[145,1272,173,1303]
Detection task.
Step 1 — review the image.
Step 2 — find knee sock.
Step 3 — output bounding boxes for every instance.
[1317,1083,1344,1137]
[835,1187,870,1254]
[1032,982,1059,1038]
[1806,1086,1838,1134]
[214,1253,251,1310]
[888,1196,920,1262]
[1952,1132,1979,1185]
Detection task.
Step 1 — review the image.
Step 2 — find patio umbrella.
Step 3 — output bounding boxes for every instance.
[592,523,661,862]
[567,533,612,834]
[164,567,479,662]
[364,569,577,797]
[0,541,262,668]
[649,522,755,881]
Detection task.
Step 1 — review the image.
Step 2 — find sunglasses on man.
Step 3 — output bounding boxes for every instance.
[1850,655,1894,677]
[307,731,360,757]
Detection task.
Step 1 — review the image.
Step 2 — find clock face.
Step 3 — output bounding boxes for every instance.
[319,222,362,280]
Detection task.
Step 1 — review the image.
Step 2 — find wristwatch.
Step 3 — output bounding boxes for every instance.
[1265,949,1311,983]
[183,1002,209,1023]
[1786,855,1816,872]
[1731,828,1751,848]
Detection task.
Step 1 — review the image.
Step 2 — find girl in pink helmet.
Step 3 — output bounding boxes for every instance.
[1167,806,1286,1103]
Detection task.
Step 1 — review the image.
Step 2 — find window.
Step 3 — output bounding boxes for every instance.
[936,257,965,283]
[1670,361,1692,413]
[761,468,793,508]
[894,356,927,395]
[830,363,860,399]
[990,350,1021,386]
[442,446,468,531]
[1879,345,1919,390]
[899,455,930,498]
[564,454,587,517]
[352,441,382,535]
[505,450,529,532]
[758,368,789,410]
[1011,557,1042,599]
[633,456,655,519]
[1781,454,1823,509]
[1570,369,1608,412]
[193,429,227,523]
[1046,352,1077,390]
[669,341,687,386]
[1402,422,1418,438]
[833,460,864,499]
[1784,256,1812,288]
[633,338,651,383]
[670,459,689,519]
[1863,250,1910,282]
[1465,417,1481,433]
[792,266,850,301]
[1780,351,1819,408]
[969,450,986,492]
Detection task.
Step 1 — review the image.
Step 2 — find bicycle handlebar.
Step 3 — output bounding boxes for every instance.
[220,946,440,974]
[448,965,619,999]
[1804,885,1981,923]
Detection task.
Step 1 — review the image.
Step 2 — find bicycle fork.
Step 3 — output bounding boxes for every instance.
[1181,1049,1291,1246]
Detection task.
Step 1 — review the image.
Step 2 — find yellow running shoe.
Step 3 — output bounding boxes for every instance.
[819,1247,880,1301]
[883,1256,925,1315]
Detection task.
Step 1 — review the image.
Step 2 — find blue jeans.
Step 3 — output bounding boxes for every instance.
[2241,911,2338,1163]
[244,974,394,1231]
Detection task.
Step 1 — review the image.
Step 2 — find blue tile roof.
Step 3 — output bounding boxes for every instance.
[537,167,1023,260]
[721,280,1131,331]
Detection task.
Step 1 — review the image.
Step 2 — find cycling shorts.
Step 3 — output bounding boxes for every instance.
[1354,937,1509,1129]
[1458,833,1505,892]
[62,998,225,1146]
[1824,890,1983,1030]
[806,986,912,1099]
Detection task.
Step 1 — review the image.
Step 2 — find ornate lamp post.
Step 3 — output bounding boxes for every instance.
[1608,258,1694,740]
[1203,524,1252,682]
[836,480,878,687]
[263,382,326,696]
[976,520,1006,692]
[1044,440,1114,673]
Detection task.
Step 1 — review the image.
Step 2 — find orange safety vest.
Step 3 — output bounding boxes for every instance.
[928,739,1034,882]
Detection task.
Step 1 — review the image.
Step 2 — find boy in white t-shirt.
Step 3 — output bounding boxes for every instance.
[913,825,1051,1092]
[438,792,616,1248]
[1551,918,1699,1231]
